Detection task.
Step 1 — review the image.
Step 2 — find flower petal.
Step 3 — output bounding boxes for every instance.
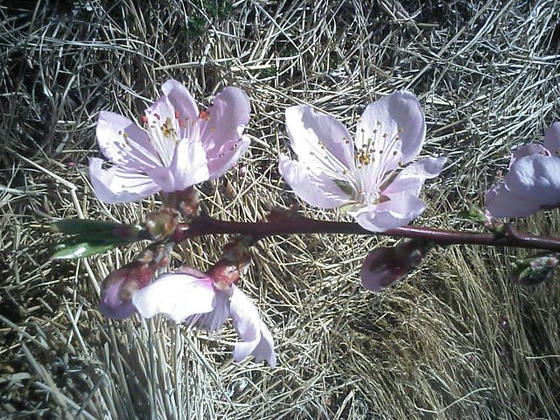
[199,87,251,157]
[192,289,230,331]
[147,139,209,192]
[509,144,549,168]
[279,154,351,208]
[161,79,199,127]
[89,157,160,203]
[383,157,446,197]
[144,94,179,166]
[96,111,159,170]
[206,134,250,180]
[132,273,215,323]
[544,122,560,156]
[229,286,276,366]
[505,154,560,207]
[485,182,541,218]
[98,274,137,319]
[351,192,426,232]
[285,105,354,173]
[356,91,425,165]
[251,322,276,368]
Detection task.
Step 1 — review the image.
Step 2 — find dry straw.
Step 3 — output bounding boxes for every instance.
[1,0,559,418]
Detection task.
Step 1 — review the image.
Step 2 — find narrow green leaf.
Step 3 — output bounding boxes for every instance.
[51,219,142,242]
[51,240,127,260]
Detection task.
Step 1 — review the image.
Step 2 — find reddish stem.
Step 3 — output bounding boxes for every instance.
[170,215,560,252]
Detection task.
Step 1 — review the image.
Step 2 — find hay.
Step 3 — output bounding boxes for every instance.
[1,0,559,418]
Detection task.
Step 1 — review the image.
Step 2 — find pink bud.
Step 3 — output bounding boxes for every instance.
[361,239,432,291]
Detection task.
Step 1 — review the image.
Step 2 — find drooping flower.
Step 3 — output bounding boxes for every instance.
[278,91,446,232]
[89,79,251,203]
[131,266,276,366]
[98,243,172,319]
[486,122,560,218]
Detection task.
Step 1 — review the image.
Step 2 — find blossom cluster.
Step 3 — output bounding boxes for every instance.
[86,78,558,367]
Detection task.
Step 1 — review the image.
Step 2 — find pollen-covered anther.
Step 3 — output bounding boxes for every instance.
[210,127,216,133]
[358,152,371,165]
[199,110,211,121]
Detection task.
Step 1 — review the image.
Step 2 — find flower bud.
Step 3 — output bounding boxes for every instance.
[209,237,252,291]
[145,208,180,241]
[511,253,559,286]
[161,187,200,220]
[360,239,433,291]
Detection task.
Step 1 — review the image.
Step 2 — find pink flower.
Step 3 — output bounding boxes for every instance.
[89,79,251,203]
[279,91,446,232]
[486,122,560,217]
[131,267,276,367]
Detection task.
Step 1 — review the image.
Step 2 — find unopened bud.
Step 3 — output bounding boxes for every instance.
[208,237,252,290]
[511,253,559,286]
[208,259,241,291]
[145,208,180,241]
[464,206,504,233]
[161,187,199,220]
[361,239,433,291]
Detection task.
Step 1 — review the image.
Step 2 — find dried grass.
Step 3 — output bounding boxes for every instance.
[1,0,560,418]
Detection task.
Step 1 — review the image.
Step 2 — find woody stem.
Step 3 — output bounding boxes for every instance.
[170,214,560,252]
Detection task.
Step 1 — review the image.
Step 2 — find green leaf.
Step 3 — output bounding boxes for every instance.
[51,219,142,242]
[51,239,128,260]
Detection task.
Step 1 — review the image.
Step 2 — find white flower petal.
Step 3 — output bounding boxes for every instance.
[351,192,426,232]
[486,182,541,218]
[506,154,560,206]
[384,156,446,197]
[356,91,425,165]
[192,289,230,331]
[147,139,209,192]
[286,105,354,175]
[544,122,560,156]
[279,154,351,208]
[229,286,276,366]
[144,95,180,166]
[207,135,250,180]
[198,86,251,154]
[89,157,160,204]
[132,273,215,323]
[96,111,159,170]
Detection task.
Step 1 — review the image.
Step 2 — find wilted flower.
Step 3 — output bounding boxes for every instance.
[132,265,276,366]
[98,243,172,319]
[279,91,446,232]
[486,122,560,217]
[89,79,251,203]
[360,239,433,291]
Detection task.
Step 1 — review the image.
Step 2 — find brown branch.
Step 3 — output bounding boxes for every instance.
[170,214,560,252]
